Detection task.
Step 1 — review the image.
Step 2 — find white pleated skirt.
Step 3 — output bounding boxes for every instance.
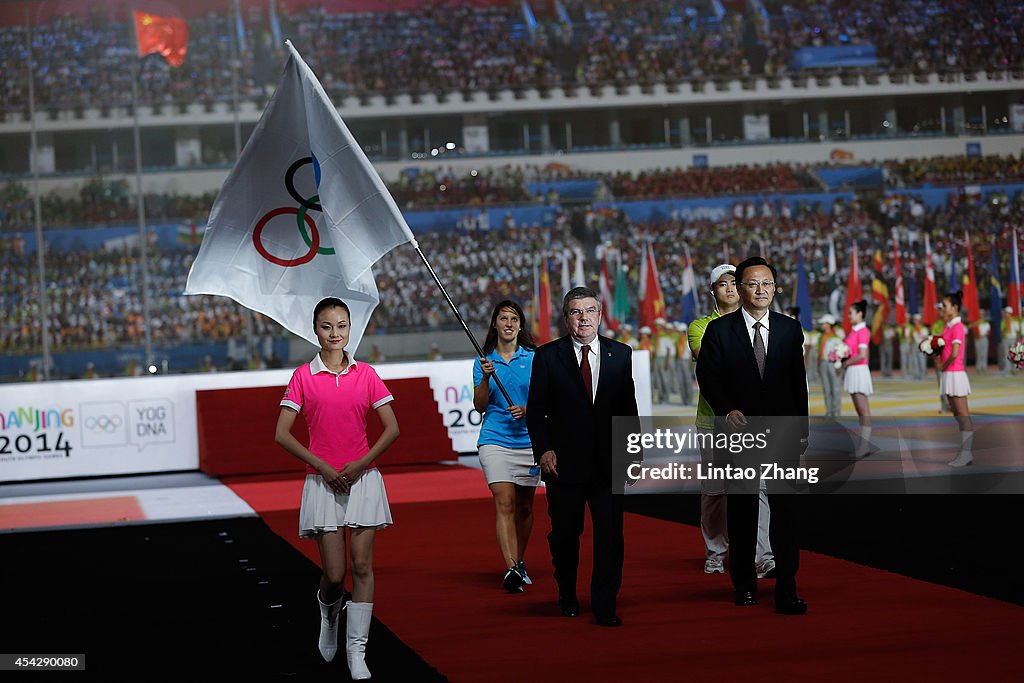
[939,370,972,397]
[478,444,540,486]
[844,364,874,396]
[298,468,392,538]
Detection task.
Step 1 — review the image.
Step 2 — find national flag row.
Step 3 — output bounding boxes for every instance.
[840,230,1024,347]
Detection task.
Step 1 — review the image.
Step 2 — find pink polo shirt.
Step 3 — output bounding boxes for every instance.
[940,317,966,372]
[845,323,870,366]
[281,354,394,473]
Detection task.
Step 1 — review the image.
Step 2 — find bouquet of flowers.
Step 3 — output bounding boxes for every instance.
[1008,339,1024,369]
[918,335,946,356]
[827,342,851,369]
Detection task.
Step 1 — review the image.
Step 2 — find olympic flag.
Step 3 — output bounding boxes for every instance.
[185,41,415,352]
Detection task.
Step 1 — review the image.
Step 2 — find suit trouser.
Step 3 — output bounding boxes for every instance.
[546,477,623,617]
[700,441,773,565]
[727,491,800,600]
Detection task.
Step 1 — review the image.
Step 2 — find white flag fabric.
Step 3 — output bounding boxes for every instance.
[184,41,415,352]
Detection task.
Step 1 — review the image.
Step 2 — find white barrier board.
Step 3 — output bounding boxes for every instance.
[0,351,651,482]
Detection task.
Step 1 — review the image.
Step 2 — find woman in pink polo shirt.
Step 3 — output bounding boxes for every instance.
[841,300,873,458]
[274,297,399,679]
[937,291,974,467]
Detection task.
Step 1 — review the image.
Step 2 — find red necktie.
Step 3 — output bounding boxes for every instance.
[580,344,593,403]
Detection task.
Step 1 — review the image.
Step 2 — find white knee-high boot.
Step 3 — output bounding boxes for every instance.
[317,591,344,662]
[346,602,373,680]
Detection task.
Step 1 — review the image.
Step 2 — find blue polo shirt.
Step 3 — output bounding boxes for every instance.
[472,346,535,449]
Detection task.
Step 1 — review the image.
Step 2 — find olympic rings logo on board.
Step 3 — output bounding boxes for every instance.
[85,415,123,432]
[252,155,336,267]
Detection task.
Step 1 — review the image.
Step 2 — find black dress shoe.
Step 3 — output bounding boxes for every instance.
[595,614,622,627]
[734,590,758,606]
[558,595,579,617]
[775,597,808,615]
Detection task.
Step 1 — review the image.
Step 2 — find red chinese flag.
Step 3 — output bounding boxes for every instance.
[639,243,666,330]
[134,10,189,67]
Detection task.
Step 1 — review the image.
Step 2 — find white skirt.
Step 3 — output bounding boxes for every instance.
[939,370,972,397]
[844,364,874,396]
[299,468,392,538]
[478,444,541,487]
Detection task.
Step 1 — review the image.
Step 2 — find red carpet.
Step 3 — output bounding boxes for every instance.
[228,469,1023,681]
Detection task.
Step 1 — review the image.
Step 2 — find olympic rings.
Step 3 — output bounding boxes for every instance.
[253,207,320,267]
[252,155,333,267]
[85,415,123,432]
[297,195,336,255]
[285,157,322,212]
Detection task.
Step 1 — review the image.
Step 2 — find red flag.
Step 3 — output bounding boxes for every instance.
[134,10,189,67]
[842,243,862,335]
[599,253,620,332]
[870,249,891,345]
[962,231,980,323]
[893,235,906,325]
[535,259,552,345]
[639,243,666,330]
[922,234,939,326]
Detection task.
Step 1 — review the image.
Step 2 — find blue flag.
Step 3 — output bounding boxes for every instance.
[795,251,813,330]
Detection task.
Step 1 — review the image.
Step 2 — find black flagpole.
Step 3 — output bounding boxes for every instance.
[410,241,515,406]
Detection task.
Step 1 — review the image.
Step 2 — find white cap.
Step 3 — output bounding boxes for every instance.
[818,314,837,326]
[709,263,736,285]
[1006,306,1014,313]
[655,317,667,326]
[639,326,652,335]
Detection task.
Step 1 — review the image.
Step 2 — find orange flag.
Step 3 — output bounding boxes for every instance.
[134,10,189,67]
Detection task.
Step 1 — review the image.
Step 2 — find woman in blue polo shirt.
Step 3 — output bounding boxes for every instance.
[473,299,538,594]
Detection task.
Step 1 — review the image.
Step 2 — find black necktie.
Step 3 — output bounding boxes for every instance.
[753,322,766,379]
[580,344,593,402]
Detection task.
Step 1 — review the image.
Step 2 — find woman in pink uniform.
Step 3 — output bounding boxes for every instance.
[841,300,873,457]
[937,292,974,467]
[274,297,399,679]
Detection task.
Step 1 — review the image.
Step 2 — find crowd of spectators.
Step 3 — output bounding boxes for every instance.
[603,163,819,198]
[4,187,1023,364]
[5,155,1024,230]
[759,0,1024,77]
[886,155,1024,187]
[5,1,1021,111]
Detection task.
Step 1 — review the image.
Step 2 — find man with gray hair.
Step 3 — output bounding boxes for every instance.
[527,286,639,627]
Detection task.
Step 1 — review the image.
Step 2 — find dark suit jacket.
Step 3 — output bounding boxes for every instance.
[695,310,809,463]
[526,334,639,485]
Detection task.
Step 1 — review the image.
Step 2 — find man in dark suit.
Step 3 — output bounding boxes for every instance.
[695,256,810,615]
[527,286,639,627]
